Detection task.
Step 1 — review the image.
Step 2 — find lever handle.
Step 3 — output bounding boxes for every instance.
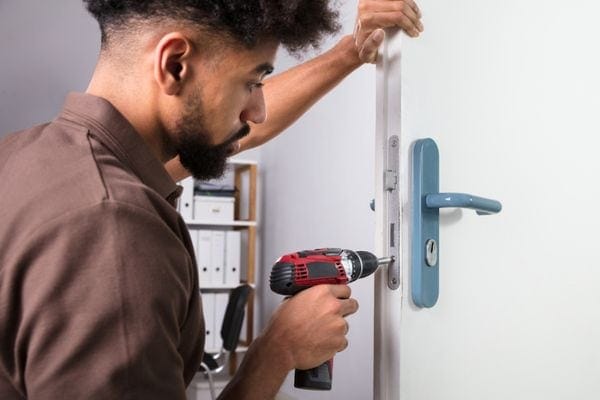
[412,138,503,308]
[425,193,502,215]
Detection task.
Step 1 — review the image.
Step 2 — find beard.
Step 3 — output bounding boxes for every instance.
[174,92,250,181]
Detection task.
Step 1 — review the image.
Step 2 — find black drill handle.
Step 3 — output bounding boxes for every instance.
[294,359,333,390]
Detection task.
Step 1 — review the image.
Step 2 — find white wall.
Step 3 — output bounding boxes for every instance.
[257,2,378,398]
[0,0,99,136]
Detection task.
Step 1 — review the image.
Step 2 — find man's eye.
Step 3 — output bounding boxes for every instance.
[247,81,264,92]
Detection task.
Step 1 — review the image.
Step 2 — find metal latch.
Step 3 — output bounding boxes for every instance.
[386,136,400,290]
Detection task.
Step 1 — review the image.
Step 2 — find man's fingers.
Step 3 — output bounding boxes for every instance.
[391,4,423,32]
[354,0,424,50]
[406,0,423,19]
[360,0,422,19]
[369,9,421,34]
[340,298,359,317]
[412,0,422,18]
[359,10,420,32]
[325,285,359,315]
[329,284,351,299]
[356,10,422,47]
[359,29,385,63]
[338,337,349,352]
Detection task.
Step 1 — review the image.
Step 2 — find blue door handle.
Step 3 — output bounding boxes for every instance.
[425,193,502,215]
[412,138,502,308]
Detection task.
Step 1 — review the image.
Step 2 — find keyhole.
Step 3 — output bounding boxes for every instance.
[425,239,438,267]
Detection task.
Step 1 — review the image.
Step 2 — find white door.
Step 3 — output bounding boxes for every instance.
[374,1,600,399]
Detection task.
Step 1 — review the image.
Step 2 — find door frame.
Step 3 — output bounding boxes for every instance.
[374,30,405,400]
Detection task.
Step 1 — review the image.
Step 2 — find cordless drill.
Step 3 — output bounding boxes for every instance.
[269,248,393,390]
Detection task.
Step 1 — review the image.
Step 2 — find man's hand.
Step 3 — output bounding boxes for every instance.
[216,285,358,399]
[354,0,424,63]
[262,284,359,370]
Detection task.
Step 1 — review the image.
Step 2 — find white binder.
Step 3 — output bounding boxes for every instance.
[224,231,241,286]
[197,230,212,286]
[211,231,226,286]
[201,292,216,352]
[178,177,195,220]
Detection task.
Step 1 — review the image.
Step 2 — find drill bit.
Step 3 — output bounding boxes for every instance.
[377,256,395,266]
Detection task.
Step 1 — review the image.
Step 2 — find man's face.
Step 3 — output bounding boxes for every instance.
[172,40,277,180]
[174,89,250,181]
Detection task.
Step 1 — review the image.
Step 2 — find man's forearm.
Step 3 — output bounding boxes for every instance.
[216,334,292,400]
[165,35,362,181]
[239,34,362,151]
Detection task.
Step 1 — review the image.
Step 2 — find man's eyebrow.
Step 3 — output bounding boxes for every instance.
[254,62,274,76]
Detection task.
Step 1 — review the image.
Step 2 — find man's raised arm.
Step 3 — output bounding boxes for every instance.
[165,0,423,181]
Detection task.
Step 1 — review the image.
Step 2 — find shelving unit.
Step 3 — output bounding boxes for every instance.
[178,159,258,383]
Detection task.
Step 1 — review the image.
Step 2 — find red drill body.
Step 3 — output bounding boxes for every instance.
[272,249,348,291]
[269,248,388,390]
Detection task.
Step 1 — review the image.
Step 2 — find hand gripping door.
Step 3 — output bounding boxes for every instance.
[412,138,502,308]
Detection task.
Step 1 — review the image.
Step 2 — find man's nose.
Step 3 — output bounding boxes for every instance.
[240,89,267,124]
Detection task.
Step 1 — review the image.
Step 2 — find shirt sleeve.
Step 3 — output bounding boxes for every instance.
[11,200,203,399]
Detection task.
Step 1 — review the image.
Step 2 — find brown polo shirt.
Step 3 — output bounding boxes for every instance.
[0,93,204,399]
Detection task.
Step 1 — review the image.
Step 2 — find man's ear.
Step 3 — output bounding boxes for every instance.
[154,32,193,96]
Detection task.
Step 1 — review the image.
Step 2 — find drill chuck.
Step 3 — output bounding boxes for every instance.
[349,250,380,281]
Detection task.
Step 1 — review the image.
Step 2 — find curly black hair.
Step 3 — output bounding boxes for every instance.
[83,0,340,54]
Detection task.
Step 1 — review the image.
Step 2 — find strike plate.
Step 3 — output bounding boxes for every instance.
[386,136,400,290]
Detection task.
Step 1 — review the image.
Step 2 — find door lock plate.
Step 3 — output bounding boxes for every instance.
[412,138,502,308]
[412,139,440,307]
[386,135,400,290]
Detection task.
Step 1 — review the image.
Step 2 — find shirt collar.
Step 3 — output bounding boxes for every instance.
[58,92,181,202]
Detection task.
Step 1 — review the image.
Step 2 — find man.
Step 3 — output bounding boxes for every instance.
[0,1,422,399]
